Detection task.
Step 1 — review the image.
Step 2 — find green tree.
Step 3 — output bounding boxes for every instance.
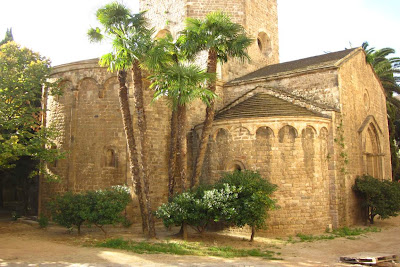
[181,11,253,186]
[148,35,215,194]
[216,170,278,241]
[362,42,400,96]
[0,41,62,174]
[353,175,400,224]
[88,2,156,237]
[0,28,13,46]
[148,35,215,239]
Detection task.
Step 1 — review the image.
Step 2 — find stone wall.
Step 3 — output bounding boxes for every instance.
[224,69,340,110]
[40,60,175,216]
[140,0,279,83]
[336,50,392,226]
[194,117,334,236]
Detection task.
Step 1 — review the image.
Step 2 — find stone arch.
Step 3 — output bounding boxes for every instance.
[155,29,171,39]
[319,127,329,139]
[216,128,229,143]
[100,76,118,98]
[104,147,117,168]
[256,126,274,147]
[359,116,384,179]
[78,77,99,101]
[59,79,75,91]
[302,126,316,176]
[364,123,382,178]
[257,31,272,57]
[278,125,297,143]
[232,126,251,141]
[226,160,246,172]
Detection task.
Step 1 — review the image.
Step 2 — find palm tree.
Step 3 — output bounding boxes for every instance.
[362,42,400,96]
[148,36,215,239]
[181,11,253,186]
[88,2,156,237]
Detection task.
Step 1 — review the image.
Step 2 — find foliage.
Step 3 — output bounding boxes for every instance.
[362,42,400,95]
[0,28,13,46]
[291,226,380,243]
[352,175,400,224]
[85,185,131,235]
[49,186,131,235]
[155,184,238,234]
[156,170,277,240]
[95,238,280,259]
[180,11,253,64]
[0,41,63,174]
[216,171,278,232]
[38,213,49,228]
[49,191,89,235]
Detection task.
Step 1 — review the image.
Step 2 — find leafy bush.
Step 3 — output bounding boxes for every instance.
[215,170,278,241]
[49,191,89,235]
[38,213,49,228]
[156,184,238,234]
[49,186,131,235]
[156,170,277,241]
[353,175,400,224]
[85,186,131,235]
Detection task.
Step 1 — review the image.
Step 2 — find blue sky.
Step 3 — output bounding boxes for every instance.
[1,0,399,65]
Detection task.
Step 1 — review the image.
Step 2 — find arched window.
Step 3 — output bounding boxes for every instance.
[105,148,117,168]
[257,32,272,56]
[364,124,381,178]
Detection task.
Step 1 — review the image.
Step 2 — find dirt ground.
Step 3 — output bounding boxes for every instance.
[0,215,399,266]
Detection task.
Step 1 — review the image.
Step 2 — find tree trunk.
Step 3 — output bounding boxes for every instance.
[168,109,178,199]
[192,49,218,187]
[117,70,148,235]
[250,225,255,242]
[132,60,156,238]
[182,222,188,240]
[177,103,187,192]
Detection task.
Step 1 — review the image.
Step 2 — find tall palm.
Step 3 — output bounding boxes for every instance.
[148,35,215,195]
[181,11,253,186]
[88,2,156,237]
[148,36,215,240]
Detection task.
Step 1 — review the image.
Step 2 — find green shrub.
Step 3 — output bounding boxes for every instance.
[85,185,131,235]
[156,170,278,241]
[49,191,89,235]
[49,186,131,235]
[156,183,238,234]
[353,175,400,224]
[215,170,278,241]
[38,213,49,228]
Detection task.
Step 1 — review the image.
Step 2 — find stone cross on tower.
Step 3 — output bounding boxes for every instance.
[139,0,279,81]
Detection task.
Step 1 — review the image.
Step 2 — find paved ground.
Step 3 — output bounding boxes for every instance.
[0,211,399,266]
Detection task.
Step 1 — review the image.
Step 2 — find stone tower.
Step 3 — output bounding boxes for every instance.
[139,0,279,82]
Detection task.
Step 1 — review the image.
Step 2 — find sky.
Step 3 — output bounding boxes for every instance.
[0,0,399,66]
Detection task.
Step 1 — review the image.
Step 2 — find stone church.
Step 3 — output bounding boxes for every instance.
[40,0,392,236]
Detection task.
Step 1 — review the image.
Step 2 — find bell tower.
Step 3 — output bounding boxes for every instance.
[139,0,279,81]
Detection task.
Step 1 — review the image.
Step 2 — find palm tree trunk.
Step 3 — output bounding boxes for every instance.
[117,70,148,235]
[177,102,187,192]
[168,109,178,199]
[132,60,156,238]
[192,49,218,187]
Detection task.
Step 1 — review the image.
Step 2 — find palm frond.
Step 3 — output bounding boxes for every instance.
[87,27,104,43]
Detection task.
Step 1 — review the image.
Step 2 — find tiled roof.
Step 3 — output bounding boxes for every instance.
[228,48,360,84]
[214,93,325,121]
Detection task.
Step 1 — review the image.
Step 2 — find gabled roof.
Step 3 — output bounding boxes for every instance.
[214,88,329,121]
[228,48,361,85]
